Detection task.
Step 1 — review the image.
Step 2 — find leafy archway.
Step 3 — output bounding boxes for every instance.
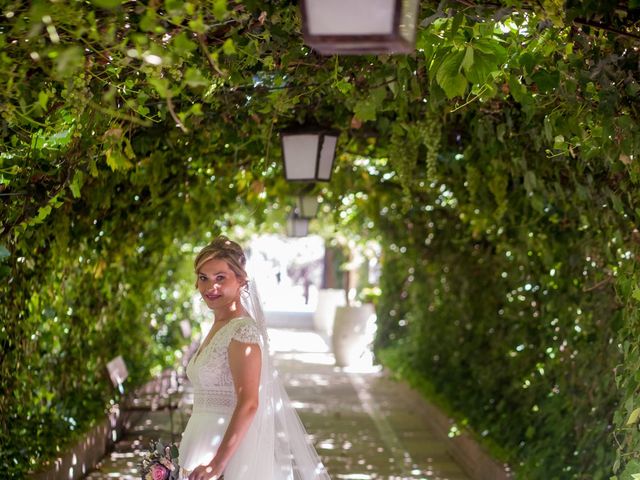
[2,1,640,478]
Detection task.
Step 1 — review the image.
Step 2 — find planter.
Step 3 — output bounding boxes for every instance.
[331,304,376,367]
[31,406,138,480]
[313,288,346,335]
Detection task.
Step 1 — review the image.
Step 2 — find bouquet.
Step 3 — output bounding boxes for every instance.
[140,440,180,480]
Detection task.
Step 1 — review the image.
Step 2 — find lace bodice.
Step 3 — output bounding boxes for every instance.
[186,316,262,413]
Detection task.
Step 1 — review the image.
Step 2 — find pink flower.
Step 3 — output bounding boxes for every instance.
[151,464,169,480]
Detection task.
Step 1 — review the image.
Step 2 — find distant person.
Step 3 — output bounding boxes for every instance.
[178,236,330,480]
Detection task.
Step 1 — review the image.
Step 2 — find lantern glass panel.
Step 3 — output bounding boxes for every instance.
[306,0,394,35]
[297,195,320,218]
[317,134,338,181]
[282,134,320,181]
[287,216,310,237]
[301,0,420,55]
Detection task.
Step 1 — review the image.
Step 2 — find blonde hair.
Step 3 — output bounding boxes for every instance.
[194,236,248,288]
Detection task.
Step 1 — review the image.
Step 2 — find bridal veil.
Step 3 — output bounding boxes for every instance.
[231,279,331,480]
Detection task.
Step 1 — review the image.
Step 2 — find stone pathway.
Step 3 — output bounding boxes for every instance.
[269,328,469,480]
[84,327,470,480]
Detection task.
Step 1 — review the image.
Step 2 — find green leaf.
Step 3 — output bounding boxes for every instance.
[70,171,85,199]
[353,87,387,122]
[91,0,122,8]
[449,13,464,39]
[54,46,84,77]
[140,9,158,32]
[518,52,536,74]
[106,148,133,171]
[184,67,209,89]
[0,245,10,261]
[466,52,499,85]
[170,445,179,458]
[334,79,354,95]
[222,39,236,56]
[148,77,170,98]
[626,407,640,426]
[553,135,565,150]
[435,50,467,99]
[213,0,228,19]
[172,32,197,55]
[188,16,205,34]
[524,171,537,193]
[620,460,640,480]
[461,46,474,72]
[165,0,184,13]
[38,91,49,111]
[532,69,560,94]
[508,77,530,105]
[543,116,553,142]
[28,205,53,227]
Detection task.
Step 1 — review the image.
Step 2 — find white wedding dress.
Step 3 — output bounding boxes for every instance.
[178,307,331,479]
[178,316,264,477]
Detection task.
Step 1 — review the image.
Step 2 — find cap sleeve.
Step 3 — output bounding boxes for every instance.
[231,318,262,345]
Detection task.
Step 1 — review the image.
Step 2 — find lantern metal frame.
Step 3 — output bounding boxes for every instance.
[299,0,419,55]
[280,127,340,183]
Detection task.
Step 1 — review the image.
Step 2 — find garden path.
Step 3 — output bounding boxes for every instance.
[84,317,471,480]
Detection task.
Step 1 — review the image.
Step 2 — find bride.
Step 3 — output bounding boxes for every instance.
[178,236,331,480]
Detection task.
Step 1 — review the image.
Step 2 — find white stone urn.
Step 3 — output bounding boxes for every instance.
[313,288,347,335]
[331,304,376,367]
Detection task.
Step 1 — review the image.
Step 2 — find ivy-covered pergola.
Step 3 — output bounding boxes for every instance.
[2,1,640,478]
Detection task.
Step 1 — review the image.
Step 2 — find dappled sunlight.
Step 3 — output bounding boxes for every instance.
[278,351,336,366]
[268,328,330,353]
[86,304,470,479]
[271,328,471,480]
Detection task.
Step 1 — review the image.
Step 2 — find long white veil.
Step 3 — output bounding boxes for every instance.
[236,279,331,480]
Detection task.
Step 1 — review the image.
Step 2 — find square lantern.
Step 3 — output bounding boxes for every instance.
[286,213,311,237]
[296,194,320,219]
[281,128,339,182]
[300,0,420,55]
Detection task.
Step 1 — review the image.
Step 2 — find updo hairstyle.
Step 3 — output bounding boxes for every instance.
[194,236,248,288]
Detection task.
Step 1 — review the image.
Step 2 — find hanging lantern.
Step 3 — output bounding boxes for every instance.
[286,213,311,237]
[296,194,320,219]
[300,0,420,55]
[280,128,339,182]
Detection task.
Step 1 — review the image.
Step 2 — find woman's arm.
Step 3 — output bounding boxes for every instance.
[188,339,262,480]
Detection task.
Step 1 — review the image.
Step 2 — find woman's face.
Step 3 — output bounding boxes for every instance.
[197,258,245,311]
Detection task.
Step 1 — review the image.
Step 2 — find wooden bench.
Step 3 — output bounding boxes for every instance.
[106,355,180,442]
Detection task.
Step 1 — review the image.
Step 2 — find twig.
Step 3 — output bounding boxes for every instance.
[197,33,225,76]
[166,96,188,133]
[264,116,276,164]
[449,85,489,113]
[573,17,640,42]
[583,276,613,292]
[88,100,152,127]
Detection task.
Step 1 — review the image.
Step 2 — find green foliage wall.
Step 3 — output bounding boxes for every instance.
[2,0,640,478]
[374,226,624,478]
[0,167,198,475]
